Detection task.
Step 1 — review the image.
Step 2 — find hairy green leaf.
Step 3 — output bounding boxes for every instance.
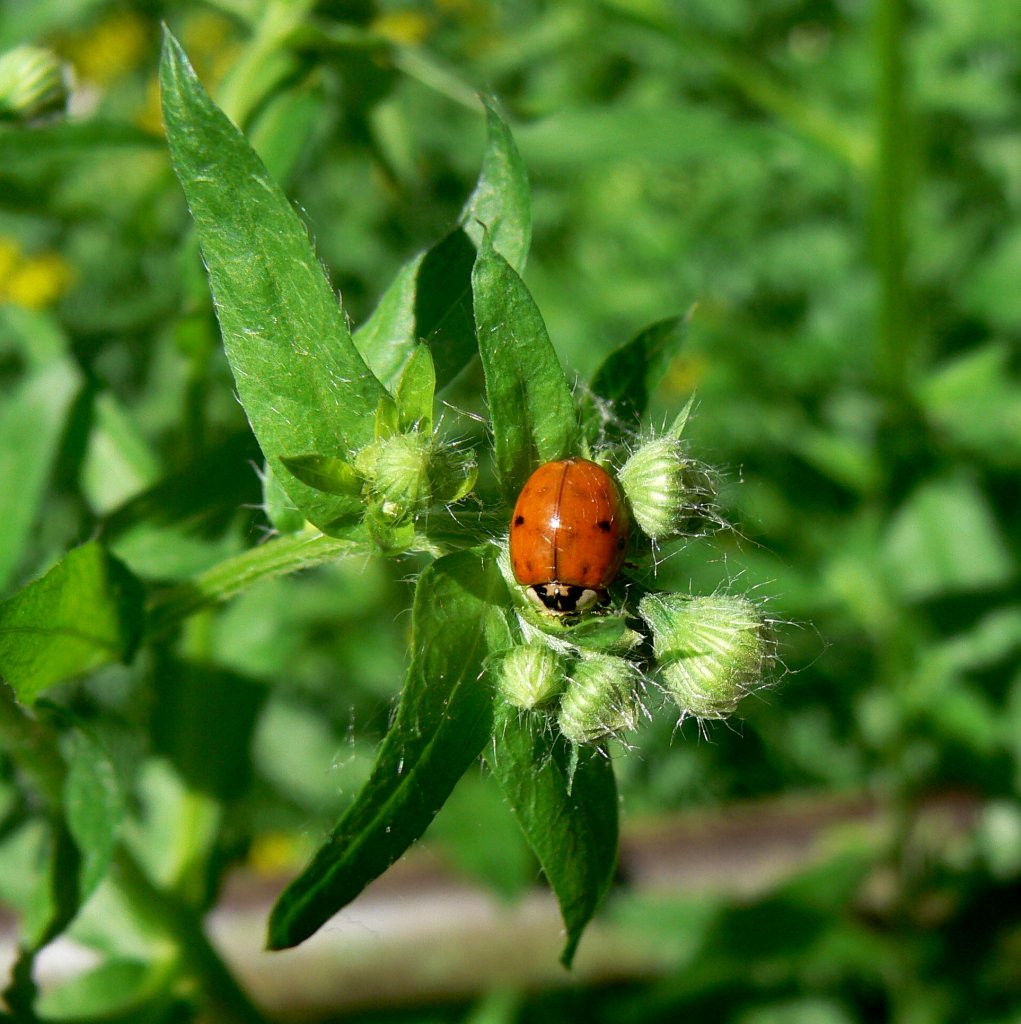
[473,239,578,499]
[268,548,510,948]
[159,30,386,533]
[460,95,531,274]
[488,708,619,967]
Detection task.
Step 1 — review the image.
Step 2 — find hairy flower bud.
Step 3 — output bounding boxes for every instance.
[557,653,642,745]
[497,643,566,710]
[617,436,713,540]
[0,46,71,122]
[640,593,766,720]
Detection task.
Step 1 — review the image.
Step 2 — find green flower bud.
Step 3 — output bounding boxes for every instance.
[640,593,766,720]
[617,437,713,540]
[497,644,566,710]
[557,653,642,745]
[355,433,476,523]
[0,45,71,122]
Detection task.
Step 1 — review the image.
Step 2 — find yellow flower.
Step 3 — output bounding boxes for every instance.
[62,11,149,86]
[248,831,307,876]
[0,243,73,309]
[371,10,434,45]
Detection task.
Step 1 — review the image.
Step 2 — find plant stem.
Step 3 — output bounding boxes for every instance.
[872,0,912,398]
[0,686,268,1023]
[145,528,364,638]
[114,848,269,1024]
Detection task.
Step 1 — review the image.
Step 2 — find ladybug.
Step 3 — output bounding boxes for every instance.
[510,458,629,616]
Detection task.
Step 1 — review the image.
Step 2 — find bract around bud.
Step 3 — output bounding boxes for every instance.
[557,652,642,745]
[640,592,766,720]
[497,643,567,710]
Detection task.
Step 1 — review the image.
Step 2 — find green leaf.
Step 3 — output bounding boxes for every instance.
[81,390,162,515]
[396,344,436,433]
[583,315,688,443]
[261,461,306,534]
[473,239,578,499]
[159,30,386,533]
[354,100,530,391]
[280,454,364,498]
[487,707,619,967]
[460,96,532,274]
[0,357,81,592]
[0,542,145,703]
[353,253,424,390]
[151,658,266,802]
[883,474,1015,601]
[63,726,125,901]
[35,960,157,1020]
[268,548,511,949]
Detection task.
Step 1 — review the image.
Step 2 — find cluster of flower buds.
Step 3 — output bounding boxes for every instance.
[497,406,770,746]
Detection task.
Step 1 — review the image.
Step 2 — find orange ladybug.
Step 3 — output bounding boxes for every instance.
[510,458,629,615]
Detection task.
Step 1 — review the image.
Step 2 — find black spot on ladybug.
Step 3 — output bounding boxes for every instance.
[581,564,590,576]
[597,520,612,533]
[617,536,626,549]
[514,515,525,527]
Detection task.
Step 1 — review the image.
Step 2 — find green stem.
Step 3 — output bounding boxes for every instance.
[114,849,268,1024]
[0,687,268,1023]
[872,0,912,398]
[0,683,65,807]
[599,1,873,170]
[145,529,364,638]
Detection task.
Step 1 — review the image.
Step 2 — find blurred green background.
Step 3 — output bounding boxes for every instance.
[1,0,1020,1021]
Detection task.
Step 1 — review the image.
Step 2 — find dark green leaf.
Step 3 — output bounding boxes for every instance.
[268,548,511,949]
[460,96,531,274]
[152,658,266,802]
[487,707,619,967]
[473,238,578,499]
[355,100,530,391]
[0,543,145,703]
[583,315,688,443]
[63,726,125,901]
[414,228,479,389]
[159,30,386,532]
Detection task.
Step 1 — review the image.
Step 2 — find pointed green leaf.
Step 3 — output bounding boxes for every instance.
[280,454,364,497]
[473,238,578,499]
[268,548,511,949]
[460,96,531,273]
[487,707,619,967]
[396,344,436,433]
[0,543,145,703]
[583,315,689,443]
[159,30,386,532]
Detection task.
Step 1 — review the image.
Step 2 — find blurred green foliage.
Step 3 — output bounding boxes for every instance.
[0,0,1019,1021]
